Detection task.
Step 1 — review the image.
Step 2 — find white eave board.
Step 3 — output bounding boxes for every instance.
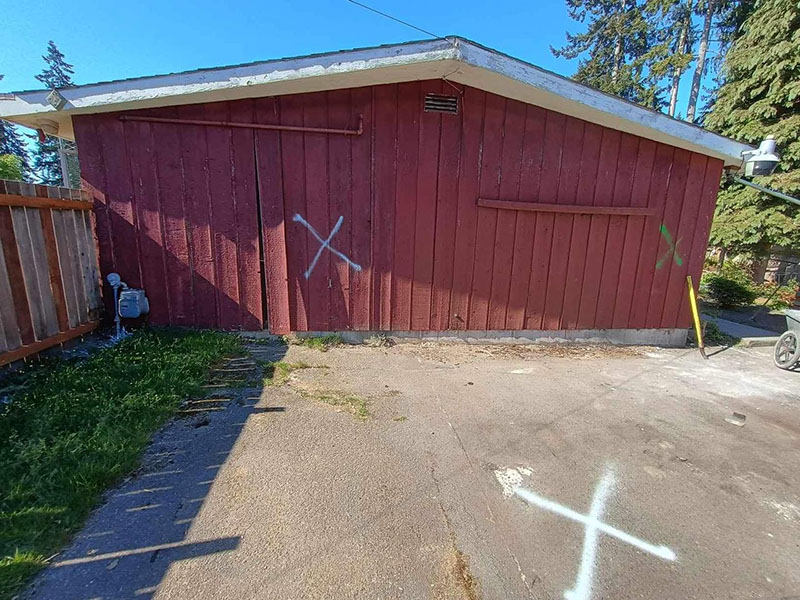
[0,37,750,165]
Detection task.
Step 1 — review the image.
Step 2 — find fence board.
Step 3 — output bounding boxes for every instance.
[0,322,97,367]
[0,180,102,365]
[82,211,103,314]
[67,211,90,323]
[12,208,50,340]
[0,239,22,351]
[0,205,35,344]
[71,210,94,323]
[39,208,70,331]
[52,210,80,328]
[26,208,61,338]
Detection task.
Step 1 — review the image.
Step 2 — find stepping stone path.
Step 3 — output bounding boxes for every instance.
[177,341,284,418]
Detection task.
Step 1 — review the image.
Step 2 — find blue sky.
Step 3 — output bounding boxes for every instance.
[2,0,704,112]
[2,0,572,89]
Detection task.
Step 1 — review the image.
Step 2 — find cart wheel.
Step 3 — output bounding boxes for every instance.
[774,331,800,370]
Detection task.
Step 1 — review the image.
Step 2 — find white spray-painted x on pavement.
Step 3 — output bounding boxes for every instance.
[496,466,676,600]
[293,213,362,279]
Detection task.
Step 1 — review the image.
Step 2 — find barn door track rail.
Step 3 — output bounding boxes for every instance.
[119,114,364,136]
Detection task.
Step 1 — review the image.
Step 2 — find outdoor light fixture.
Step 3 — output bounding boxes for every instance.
[726,136,800,208]
[741,135,780,177]
[46,88,67,110]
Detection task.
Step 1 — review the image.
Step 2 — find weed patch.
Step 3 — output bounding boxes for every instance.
[287,334,343,352]
[305,390,370,420]
[259,361,315,386]
[701,320,741,346]
[0,329,240,600]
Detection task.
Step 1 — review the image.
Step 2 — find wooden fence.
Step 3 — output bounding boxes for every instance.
[0,179,102,366]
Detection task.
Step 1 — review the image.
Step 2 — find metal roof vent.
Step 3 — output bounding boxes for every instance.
[424,93,459,115]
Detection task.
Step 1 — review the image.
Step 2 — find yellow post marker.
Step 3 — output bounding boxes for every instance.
[686,275,707,359]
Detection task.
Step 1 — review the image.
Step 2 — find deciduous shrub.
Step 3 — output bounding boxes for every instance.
[0,155,22,181]
[701,262,759,308]
[703,275,758,308]
[758,280,799,310]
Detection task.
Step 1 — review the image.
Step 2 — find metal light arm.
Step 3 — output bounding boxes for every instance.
[731,176,800,208]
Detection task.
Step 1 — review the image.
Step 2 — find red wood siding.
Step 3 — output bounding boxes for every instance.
[74,81,723,333]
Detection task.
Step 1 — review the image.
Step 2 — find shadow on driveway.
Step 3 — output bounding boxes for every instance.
[24,342,287,600]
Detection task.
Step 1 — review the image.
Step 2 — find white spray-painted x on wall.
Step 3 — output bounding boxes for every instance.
[496,466,676,600]
[293,213,361,279]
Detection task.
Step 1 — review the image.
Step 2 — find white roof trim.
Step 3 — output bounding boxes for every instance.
[0,37,750,165]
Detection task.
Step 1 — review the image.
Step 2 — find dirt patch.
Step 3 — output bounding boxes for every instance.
[433,548,480,600]
[391,341,648,364]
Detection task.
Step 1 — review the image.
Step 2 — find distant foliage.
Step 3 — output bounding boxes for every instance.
[551,0,656,105]
[705,0,800,256]
[701,262,758,307]
[703,274,758,307]
[0,74,31,180]
[31,41,79,187]
[759,279,799,310]
[34,40,74,88]
[0,120,31,180]
[0,154,23,180]
[552,0,749,116]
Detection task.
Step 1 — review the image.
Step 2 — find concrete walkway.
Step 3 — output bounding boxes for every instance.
[23,342,800,600]
[703,313,779,345]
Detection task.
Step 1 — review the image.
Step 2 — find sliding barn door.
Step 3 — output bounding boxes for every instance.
[74,102,264,330]
[255,91,373,334]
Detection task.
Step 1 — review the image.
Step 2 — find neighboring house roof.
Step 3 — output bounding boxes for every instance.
[0,37,750,166]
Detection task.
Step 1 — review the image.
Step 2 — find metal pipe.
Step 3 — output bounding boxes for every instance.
[119,114,364,136]
[732,176,800,208]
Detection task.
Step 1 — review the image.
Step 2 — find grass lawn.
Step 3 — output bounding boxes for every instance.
[0,329,241,600]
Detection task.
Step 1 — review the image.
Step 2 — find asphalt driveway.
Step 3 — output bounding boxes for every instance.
[24,340,800,600]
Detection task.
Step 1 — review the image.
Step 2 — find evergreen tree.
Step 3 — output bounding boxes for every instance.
[640,0,697,115]
[32,41,77,186]
[686,0,717,122]
[35,41,74,88]
[32,135,66,186]
[667,0,695,116]
[0,75,32,179]
[552,0,657,105]
[705,0,800,257]
[685,0,745,122]
[0,120,31,179]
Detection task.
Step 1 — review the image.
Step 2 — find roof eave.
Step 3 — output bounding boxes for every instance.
[0,36,751,165]
[453,40,749,166]
[0,38,460,140]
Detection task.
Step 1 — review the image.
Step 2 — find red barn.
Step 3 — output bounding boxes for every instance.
[1,38,750,345]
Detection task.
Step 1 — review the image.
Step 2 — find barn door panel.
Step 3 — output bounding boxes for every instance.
[78,103,265,330]
[256,90,373,334]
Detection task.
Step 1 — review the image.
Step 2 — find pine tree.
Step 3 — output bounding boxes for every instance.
[552,0,656,105]
[32,41,77,186]
[640,0,697,115]
[685,0,714,122]
[705,0,800,257]
[0,120,31,179]
[0,75,32,179]
[35,41,74,88]
[667,0,695,117]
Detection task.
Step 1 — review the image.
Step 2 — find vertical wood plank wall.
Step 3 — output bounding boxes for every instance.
[73,81,723,334]
[0,180,102,365]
